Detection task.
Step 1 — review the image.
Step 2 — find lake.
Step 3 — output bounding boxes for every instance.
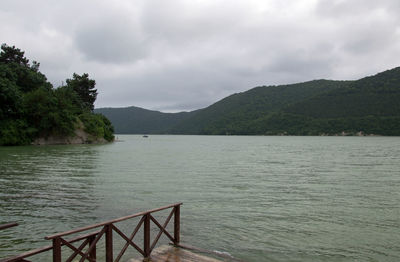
[1,135,399,261]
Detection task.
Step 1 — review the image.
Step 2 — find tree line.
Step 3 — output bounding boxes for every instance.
[0,44,114,145]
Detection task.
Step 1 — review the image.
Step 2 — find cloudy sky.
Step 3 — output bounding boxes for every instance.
[1,0,400,112]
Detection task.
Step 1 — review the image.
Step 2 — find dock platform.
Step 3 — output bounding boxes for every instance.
[129,245,224,262]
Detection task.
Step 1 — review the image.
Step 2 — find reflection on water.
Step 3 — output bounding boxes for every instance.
[1,136,400,261]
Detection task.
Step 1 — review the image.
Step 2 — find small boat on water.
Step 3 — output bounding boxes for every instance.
[143,135,149,138]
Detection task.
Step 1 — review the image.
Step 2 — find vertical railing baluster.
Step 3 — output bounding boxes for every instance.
[88,235,97,261]
[52,237,62,262]
[174,205,180,244]
[105,224,113,262]
[144,214,150,258]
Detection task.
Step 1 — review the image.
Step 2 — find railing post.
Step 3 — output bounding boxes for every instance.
[105,224,113,262]
[88,234,97,261]
[144,214,151,258]
[174,205,180,244]
[52,237,61,262]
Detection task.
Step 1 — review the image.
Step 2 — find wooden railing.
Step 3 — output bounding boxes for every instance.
[0,223,18,231]
[1,203,182,262]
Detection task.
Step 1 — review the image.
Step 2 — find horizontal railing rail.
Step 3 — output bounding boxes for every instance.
[1,203,182,262]
[0,223,18,231]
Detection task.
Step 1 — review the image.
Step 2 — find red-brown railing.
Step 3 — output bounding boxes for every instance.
[0,223,19,231]
[1,203,182,262]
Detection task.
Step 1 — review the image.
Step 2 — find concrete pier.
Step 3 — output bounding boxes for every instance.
[128,245,225,262]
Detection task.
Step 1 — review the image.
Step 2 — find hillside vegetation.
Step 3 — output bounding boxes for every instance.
[0,44,114,145]
[169,80,352,134]
[97,66,400,136]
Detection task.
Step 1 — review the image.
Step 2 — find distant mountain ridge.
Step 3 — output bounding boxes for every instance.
[94,106,197,134]
[95,67,400,135]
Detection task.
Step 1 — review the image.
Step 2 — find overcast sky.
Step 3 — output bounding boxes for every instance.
[1,0,400,112]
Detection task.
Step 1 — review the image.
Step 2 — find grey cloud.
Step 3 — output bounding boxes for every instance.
[341,25,397,55]
[2,0,400,112]
[95,64,238,111]
[267,53,334,80]
[141,0,247,43]
[75,16,147,63]
[315,0,400,18]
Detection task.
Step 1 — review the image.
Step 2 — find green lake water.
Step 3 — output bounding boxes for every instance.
[1,135,400,261]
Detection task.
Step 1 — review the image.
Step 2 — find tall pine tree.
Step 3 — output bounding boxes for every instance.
[66,73,97,111]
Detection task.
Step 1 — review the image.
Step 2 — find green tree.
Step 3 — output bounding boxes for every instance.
[0,44,50,93]
[0,44,29,66]
[66,73,97,111]
[79,112,115,142]
[0,68,22,119]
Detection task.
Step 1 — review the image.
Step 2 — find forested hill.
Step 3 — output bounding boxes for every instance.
[95,80,349,134]
[168,79,352,134]
[96,66,400,136]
